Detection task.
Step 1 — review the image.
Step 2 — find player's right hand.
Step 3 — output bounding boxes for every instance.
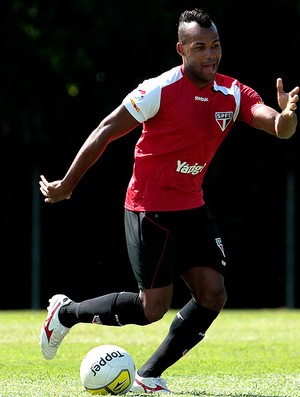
[39,175,72,203]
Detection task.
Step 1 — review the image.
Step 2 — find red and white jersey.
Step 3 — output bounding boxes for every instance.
[122,65,264,211]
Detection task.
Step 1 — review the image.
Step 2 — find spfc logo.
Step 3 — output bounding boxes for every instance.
[215,112,233,131]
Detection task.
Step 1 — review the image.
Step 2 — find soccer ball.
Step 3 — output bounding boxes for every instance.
[80,344,136,395]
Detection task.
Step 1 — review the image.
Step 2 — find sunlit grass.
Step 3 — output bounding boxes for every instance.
[0,309,299,396]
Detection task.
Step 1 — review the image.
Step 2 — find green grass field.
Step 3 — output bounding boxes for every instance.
[0,308,299,396]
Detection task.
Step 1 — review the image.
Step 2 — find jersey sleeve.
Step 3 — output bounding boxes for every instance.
[238,83,264,126]
[122,77,162,123]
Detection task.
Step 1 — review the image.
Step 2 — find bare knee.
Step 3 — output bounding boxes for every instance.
[183,267,227,311]
[144,304,169,323]
[195,287,227,311]
[139,286,173,323]
[212,287,227,309]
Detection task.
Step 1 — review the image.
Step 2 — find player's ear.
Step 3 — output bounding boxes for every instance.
[176,42,184,56]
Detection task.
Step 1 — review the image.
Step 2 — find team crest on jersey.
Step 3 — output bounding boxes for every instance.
[215,112,233,131]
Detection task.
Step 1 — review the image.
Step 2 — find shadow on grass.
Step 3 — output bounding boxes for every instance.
[173,392,286,397]
[132,393,285,397]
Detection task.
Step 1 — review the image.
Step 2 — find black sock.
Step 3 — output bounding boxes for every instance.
[59,292,149,327]
[138,299,220,377]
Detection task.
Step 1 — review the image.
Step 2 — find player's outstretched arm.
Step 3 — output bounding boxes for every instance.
[252,78,299,139]
[39,105,140,204]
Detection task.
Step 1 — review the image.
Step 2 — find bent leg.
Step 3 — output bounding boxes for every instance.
[138,298,219,377]
[59,292,149,327]
[137,267,226,377]
[139,285,173,322]
[59,285,173,327]
[182,266,227,311]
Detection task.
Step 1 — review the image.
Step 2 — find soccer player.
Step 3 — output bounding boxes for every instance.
[39,8,298,393]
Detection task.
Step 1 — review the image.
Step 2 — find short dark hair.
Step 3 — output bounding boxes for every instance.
[178,8,213,43]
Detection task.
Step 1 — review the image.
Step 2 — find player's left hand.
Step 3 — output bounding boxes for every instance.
[277,78,299,117]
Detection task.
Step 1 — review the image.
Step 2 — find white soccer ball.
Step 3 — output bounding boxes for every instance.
[80,344,136,395]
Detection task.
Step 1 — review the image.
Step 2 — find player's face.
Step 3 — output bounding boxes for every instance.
[177,22,222,88]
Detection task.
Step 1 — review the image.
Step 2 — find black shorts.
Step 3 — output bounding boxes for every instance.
[124,205,227,289]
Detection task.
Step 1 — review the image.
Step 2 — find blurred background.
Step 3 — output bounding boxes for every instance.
[1,0,299,309]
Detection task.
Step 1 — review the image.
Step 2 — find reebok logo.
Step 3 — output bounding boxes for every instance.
[195,96,208,101]
[176,160,207,175]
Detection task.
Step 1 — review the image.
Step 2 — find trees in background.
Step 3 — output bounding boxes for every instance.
[1,0,299,308]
